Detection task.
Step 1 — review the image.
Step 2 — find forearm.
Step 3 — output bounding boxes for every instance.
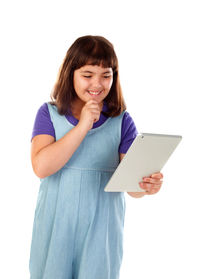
[34,124,88,178]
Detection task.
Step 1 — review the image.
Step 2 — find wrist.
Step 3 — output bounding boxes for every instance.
[76,122,90,134]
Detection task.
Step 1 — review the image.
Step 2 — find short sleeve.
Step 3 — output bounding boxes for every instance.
[118,111,138,153]
[31,102,56,142]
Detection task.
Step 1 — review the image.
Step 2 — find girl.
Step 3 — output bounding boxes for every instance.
[29,35,163,279]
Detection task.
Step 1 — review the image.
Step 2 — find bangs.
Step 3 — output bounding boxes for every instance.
[73,38,118,71]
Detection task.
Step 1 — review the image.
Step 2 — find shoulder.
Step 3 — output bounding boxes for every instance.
[122,110,133,122]
[122,111,137,133]
[36,102,50,116]
[119,110,138,154]
[31,102,55,142]
[36,102,58,119]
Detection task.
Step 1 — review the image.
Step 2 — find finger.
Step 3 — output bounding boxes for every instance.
[140,183,152,191]
[140,181,163,187]
[87,100,102,109]
[86,99,99,104]
[151,172,163,179]
[143,177,163,184]
[87,104,101,110]
[148,188,159,195]
[90,108,101,114]
[140,182,162,191]
[151,186,162,193]
[146,185,162,194]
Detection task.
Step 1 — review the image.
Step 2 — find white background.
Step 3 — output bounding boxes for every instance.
[0,0,199,278]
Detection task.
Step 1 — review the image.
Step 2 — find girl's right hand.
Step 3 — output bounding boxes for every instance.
[78,100,103,132]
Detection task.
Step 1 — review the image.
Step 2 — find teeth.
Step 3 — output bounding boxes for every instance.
[88,90,101,95]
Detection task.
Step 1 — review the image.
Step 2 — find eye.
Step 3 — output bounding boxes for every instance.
[83,75,111,79]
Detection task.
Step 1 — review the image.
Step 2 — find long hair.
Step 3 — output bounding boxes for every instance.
[50,35,126,117]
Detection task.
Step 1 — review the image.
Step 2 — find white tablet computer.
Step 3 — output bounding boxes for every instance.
[104,133,182,192]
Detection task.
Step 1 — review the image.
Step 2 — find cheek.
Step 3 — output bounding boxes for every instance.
[74,78,89,91]
[105,79,113,89]
[102,81,112,96]
[80,78,91,88]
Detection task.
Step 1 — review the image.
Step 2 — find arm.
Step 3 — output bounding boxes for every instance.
[31,100,102,179]
[31,123,88,179]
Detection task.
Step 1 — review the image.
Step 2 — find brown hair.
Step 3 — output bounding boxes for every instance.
[50,35,126,117]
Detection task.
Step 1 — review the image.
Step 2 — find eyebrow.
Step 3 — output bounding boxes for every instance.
[80,70,112,74]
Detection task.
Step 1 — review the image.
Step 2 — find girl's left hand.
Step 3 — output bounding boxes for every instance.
[139,172,163,195]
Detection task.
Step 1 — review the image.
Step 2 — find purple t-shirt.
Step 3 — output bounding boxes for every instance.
[31,102,138,154]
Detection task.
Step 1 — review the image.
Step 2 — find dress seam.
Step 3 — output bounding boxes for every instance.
[62,166,116,172]
[41,170,62,278]
[72,171,82,269]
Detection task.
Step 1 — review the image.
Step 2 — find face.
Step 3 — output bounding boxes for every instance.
[73,64,113,109]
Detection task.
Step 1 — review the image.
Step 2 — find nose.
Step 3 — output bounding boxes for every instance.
[91,76,103,90]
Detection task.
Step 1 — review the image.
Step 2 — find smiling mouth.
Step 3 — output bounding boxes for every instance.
[87,90,103,96]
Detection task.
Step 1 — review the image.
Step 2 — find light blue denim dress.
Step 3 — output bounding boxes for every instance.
[29,103,126,279]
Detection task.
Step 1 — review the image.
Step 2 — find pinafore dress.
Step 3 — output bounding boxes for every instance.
[29,103,126,279]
